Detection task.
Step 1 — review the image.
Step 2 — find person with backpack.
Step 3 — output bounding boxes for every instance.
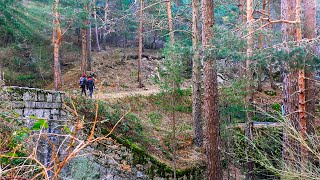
[86,75,95,98]
[79,74,87,96]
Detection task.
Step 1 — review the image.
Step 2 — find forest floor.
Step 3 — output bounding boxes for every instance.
[46,47,282,176]
[47,47,205,170]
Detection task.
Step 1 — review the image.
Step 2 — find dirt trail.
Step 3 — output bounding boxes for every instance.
[94,87,161,99]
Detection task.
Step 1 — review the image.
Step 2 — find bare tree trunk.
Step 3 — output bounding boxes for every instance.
[267,1,276,90]
[239,0,245,22]
[257,0,267,92]
[102,0,108,50]
[53,0,62,91]
[281,0,303,173]
[87,20,92,72]
[138,0,143,88]
[0,61,3,86]
[93,0,101,52]
[192,0,203,147]
[245,0,255,179]
[303,0,316,136]
[166,0,175,44]
[202,0,222,179]
[81,4,87,75]
[81,20,87,74]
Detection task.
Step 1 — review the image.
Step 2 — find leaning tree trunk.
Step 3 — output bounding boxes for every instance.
[202,0,222,179]
[138,0,143,88]
[191,0,203,147]
[166,0,175,45]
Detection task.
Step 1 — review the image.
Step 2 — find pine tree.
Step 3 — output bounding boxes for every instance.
[202,0,222,178]
[192,0,203,147]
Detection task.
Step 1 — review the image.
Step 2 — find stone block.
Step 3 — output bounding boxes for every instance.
[35,102,51,109]
[51,109,60,115]
[43,110,51,118]
[23,91,37,101]
[34,109,45,118]
[37,92,46,102]
[60,110,67,116]
[54,93,62,103]
[12,101,25,108]
[25,101,36,108]
[14,109,23,116]
[51,103,62,109]
[47,94,53,102]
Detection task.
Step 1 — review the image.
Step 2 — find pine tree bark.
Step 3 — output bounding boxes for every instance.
[245,0,255,179]
[303,0,316,136]
[102,0,108,50]
[87,19,92,71]
[257,0,267,92]
[93,0,101,52]
[166,0,175,44]
[81,5,87,75]
[192,0,203,147]
[0,60,3,86]
[202,0,222,179]
[53,0,62,91]
[138,0,143,88]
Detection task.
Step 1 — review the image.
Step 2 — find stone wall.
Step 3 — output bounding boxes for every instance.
[0,86,69,169]
[63,138,205,180]
[0,86,204,179]
[0,86,67,120]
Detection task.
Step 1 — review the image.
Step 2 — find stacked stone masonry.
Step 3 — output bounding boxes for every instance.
[0,86,67,120]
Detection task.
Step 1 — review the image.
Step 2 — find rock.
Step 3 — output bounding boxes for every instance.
[137,171,144,178]
[108,158,118,165]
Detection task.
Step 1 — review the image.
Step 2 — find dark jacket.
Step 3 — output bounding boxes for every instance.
[86,78,94,90]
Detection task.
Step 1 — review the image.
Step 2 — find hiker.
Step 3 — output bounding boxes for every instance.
[79,74,87,96]
[86,75,95,98]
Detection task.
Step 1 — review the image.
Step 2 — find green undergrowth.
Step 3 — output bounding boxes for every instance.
[66,89,205,177]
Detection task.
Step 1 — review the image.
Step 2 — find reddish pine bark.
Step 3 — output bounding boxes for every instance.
[304,0,316,135]
[166,0,175,44]
[202,0,222,179]
[53,0,62,91]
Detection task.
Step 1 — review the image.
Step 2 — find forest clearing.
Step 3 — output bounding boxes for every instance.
[1,0,320,179]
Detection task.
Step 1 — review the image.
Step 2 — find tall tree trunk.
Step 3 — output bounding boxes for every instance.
[166,0,175,44]
[81,4,87,75]
[0,60,3,86]
[53,0,62,91]
[202,0,222,179]
[281,0,303,173]
[303,0,316,135]
[138,0,143,88]
[87,20,92,72]
[239,0,245,22]
[93,0,101,52]
[295,0,308,167]
[192,0,203,147]
[257,0,267,92]
[245,0,255,179]
[102,0,108,50]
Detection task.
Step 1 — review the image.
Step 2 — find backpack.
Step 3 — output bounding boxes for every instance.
[79,77,86,86]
